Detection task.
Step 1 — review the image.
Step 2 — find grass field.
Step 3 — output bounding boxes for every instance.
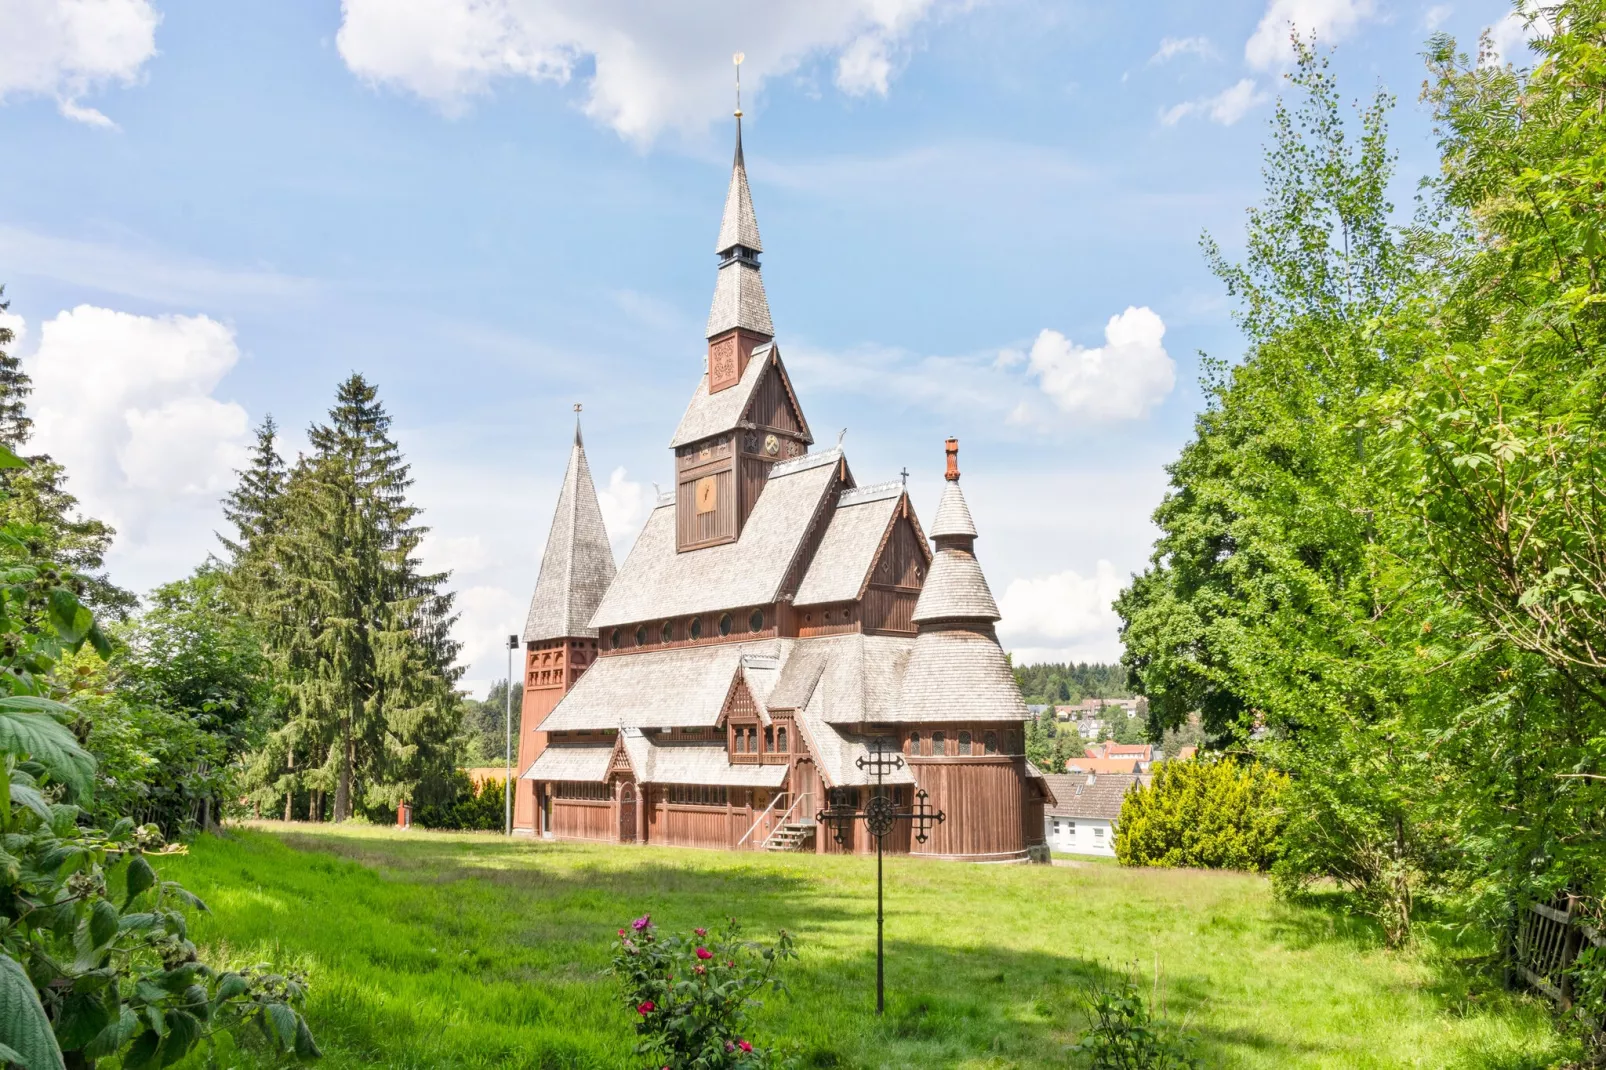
[154,824,1579,1069]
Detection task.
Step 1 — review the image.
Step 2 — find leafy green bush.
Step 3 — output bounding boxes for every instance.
[1115,758,1287,871]
[411,771,504,831]
[1071,968,1198,1069]
[609,914,795,1069]
[0,446,317,1068]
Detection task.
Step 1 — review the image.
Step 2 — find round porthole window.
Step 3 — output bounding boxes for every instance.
[719,613,732,637]
[689,616,703,640]
[635,625,648,647]
[661,621,674,644]
[749,609,765,633]
[611,629,622,650]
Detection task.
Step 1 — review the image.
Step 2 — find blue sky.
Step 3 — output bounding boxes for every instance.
[0,0,1530,694]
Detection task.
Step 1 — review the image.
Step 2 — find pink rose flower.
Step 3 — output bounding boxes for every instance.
[632,914,652,931]
[738,1039,753,1052]
[694,927,707,937]
[695,947,713,960]
[636,1001,655,1015]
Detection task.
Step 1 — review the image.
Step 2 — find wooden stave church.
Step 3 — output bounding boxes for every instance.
[511,115,1052,862]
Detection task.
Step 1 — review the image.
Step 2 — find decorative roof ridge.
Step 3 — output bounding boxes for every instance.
[656,489,677,507]
[837,481,901,506]
[769,447,839,478]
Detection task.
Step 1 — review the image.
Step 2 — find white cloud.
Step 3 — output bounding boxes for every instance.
[335,0,942,142]
[418,532,491,576]
[23,305,251,589]
[1244,0,1374,69]
[1424,4,1453,30]
[1160,78,1269,126]
[1150,36,1216,64]
[453,584,524,698]
[596,465,652,559]
[0,0,159,125]
[996,561,1126,664]
[1483,8,1536,66]
[1026,307,1175,422]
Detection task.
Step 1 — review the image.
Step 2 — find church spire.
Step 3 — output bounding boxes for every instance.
[522,412,617,642]
[707,53,774,340]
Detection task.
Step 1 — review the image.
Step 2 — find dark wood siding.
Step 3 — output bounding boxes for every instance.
[909,758,1028,861]
[746,362,803,434]
[677,463,735,548]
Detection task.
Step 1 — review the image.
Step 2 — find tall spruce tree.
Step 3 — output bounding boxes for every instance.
[266,375,461,821]
[0,285,134,617]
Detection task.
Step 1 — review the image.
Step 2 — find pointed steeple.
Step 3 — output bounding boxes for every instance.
[707,83,774,340]
[522,411,618,642]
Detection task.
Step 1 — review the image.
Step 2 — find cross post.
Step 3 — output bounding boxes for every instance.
[814,739,945,1015]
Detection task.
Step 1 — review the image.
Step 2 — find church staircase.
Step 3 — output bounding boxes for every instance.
[764,821,816,853]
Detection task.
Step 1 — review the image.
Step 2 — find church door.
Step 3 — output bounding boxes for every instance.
[619,783,637,843]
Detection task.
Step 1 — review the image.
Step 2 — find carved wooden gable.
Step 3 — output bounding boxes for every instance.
[717,675,762,727]
[869,507,931,592]
[741,357,807,439]
[607,733,636,781]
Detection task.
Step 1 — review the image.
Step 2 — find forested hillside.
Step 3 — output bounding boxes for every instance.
[1011,662,1130,705]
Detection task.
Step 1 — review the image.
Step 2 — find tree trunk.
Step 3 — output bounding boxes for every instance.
[284,749,296,822]
[334,714,352,822]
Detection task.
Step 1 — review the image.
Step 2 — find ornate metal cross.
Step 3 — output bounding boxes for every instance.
[815,741,945,1015]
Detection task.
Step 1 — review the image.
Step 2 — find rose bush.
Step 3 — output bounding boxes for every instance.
[608,915,795,1069]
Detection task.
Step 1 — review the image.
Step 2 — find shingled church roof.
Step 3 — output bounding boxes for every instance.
[522,420,617,642]
[589,449,845,628]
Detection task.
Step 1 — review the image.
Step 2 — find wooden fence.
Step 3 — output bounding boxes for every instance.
[1514,894,1603,1012]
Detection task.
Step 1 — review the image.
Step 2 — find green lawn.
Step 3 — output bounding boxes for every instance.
[155,824,1577,1069]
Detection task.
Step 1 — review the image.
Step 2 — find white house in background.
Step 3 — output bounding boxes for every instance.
[1041,772,1140,857]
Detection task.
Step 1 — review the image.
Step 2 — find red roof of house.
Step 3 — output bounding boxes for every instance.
[1065,756,1143,775]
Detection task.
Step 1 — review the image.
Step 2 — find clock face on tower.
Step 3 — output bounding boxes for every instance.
[695,476,718,514]
[764,434,780,456]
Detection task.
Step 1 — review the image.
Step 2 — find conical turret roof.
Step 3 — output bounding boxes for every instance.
[930,480,978,541]
[911,548,999,624]
[707,116,774,339]
[522,419,618,642]
[715,122,762,254]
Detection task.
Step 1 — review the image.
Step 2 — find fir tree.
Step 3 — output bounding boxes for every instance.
[0,285,133,616]
[266,375,462,821]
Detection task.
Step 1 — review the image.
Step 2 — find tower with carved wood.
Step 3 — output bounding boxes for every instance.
[512,412,617,835]
[670,108,812,553]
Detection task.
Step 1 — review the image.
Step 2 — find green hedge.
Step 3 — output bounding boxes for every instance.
[1115,758,1287,871]
[413,771,506,831]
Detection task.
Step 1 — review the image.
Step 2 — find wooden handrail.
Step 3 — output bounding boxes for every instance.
[737,792,787,846]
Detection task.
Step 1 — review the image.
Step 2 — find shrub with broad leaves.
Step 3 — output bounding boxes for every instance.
[0,443,317,1069]
[609,915,795,1069]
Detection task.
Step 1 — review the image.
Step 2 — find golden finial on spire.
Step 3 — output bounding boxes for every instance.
[733,51,744,118]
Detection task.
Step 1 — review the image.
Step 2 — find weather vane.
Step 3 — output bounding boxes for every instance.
[734,51,744,117]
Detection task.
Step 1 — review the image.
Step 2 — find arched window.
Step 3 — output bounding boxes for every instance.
[733,728,745,754]
[749,609,765,633]
[611,629,622,650]
[959,730,972,753]
[908,731,921,754]
[661,620,674,644]
[719,613,733,637]
[689,616,703,640]
[932,731,946,756]
[635,625,648,647]
[984,731,998,755]
[764,726,774,752]
[776,727,788,753]
[747,727,758,753]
